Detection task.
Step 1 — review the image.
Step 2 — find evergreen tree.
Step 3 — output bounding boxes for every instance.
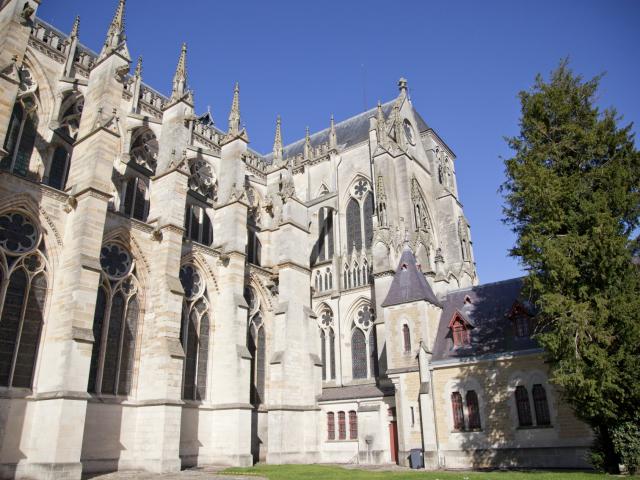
[501,60,640,472]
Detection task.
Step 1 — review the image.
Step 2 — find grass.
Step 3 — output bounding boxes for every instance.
[222,464,637,480]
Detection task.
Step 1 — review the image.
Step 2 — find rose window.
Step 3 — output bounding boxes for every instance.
[0,212,39,254]
[180,264,204,300]
[100,243,132,279]
[321,308,333,328]
[356,305,374,329]
[353,180,368,198]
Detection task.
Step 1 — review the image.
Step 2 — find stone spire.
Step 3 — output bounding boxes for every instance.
[134,55,142,78]
[273,115,283,162]
[99,0,129,61]
[228,82,241,135]
[171,43,188,101]
[70,15,80,38]
[63,16,81,77]
[329,114,337,150]
[398,77,408,95]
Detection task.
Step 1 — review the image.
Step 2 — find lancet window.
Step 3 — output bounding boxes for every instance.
[351,303,377,380]
[122,176,149,222]
[246,287,265,405]
[179,264,210,401]
[184,204,213,246]
[88,243,140,396]
[1,95,38,177]
[0,211,47,389]
[312,207,334,265]
[346,179,374,254]
[318,306,336,381]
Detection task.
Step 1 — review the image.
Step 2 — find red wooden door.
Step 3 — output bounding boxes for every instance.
[389,421,399,464]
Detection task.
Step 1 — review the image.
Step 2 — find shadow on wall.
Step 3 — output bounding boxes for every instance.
[179,405,202,469]
[80,402,125,475]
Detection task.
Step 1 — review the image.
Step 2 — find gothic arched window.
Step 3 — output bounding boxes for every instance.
[122,177,148,222]
[88,243,140,396]
[247,228,261,265]
[466,390,481,429]
[327,412,335,440]
[351,303,375,380]
[129,127,158,174]
[338,411,346,440]
[45,146,70,191]
[318,306,336,381]
[1,99,38,177]
[246,287,265,405]
[179,264,210,401]
[185,204,213,246]
[345,178,374,254]
[515,385,533,427]
[0,211,47,389]
[451,392,465,431]
[532,384,551,426]
[312,207,334,265]
[349,410,358,439]
[57,93,83,141]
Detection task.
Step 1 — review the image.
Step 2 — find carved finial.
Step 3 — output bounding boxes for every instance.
[273,115,283,162]
[376,100,387,145]
[171,43,188,101]
[134,55,142,78]
[398,77,408,93]
[329,114,337,150]
[70,16,80,38]
[100,0,128,60]
[303,126,312,160]
[228,82,241,135]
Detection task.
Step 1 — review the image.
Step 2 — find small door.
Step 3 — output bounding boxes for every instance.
[389,421,399,464]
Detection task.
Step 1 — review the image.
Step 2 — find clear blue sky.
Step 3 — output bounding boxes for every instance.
[39,1,640,283]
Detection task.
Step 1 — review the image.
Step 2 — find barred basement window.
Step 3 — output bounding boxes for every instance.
[0,212,47,389]
[179,264,210,401]
[451,392,465,431]
[532,384,551,426]
[327,412,335,440]
[338,411,346,440]
[88,243,140,396]
[515,385,533,427]
[349,410,358,439]
[466,390,481,429]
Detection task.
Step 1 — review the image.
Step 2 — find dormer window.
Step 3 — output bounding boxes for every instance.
[449,312,471,347]
[508,302,532,338]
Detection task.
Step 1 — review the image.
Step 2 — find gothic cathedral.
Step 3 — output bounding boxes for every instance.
[0,1,592,479]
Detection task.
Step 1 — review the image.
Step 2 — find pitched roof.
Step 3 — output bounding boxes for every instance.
[432,277,539,362]
[382,244,440,307]
[262,101,430,164]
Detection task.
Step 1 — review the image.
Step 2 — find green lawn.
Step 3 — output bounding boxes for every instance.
[223,464,635,480]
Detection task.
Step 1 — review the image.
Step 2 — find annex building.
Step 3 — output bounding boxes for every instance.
[0,1,593,478]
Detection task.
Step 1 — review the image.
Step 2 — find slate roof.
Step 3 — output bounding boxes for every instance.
[318,384,394,402]
[381,244,440,307]
[431,277,540,362]
[262,100,430,164]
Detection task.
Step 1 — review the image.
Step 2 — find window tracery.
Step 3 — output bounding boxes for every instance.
[0,211,47,389]
[351,303,377,380]
[346,178,374,254]
[188,158,217,201]
[246,286,265,405]
[317,306,336,381]
[88,243,140,396]
[129,128,158,174]
[184,204,213,246]
[1,95,38,177]
[179,263,210,401]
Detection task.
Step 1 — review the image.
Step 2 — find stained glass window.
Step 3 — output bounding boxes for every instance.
[349,410,358,439]
[338,411,346,440]
[46,147,69,191]
[0,212,46,389]
[351,328,367,379]
[327,412,335,440]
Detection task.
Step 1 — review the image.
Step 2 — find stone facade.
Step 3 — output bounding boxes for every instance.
[0,1,591,479]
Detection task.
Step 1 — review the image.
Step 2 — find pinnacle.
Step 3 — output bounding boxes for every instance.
[70,15,80,38]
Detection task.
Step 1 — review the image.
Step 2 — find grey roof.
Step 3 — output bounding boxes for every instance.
[432,277,539,362]
[381,244,440,307]
[319,384,394,402]
[262,100,430,163]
